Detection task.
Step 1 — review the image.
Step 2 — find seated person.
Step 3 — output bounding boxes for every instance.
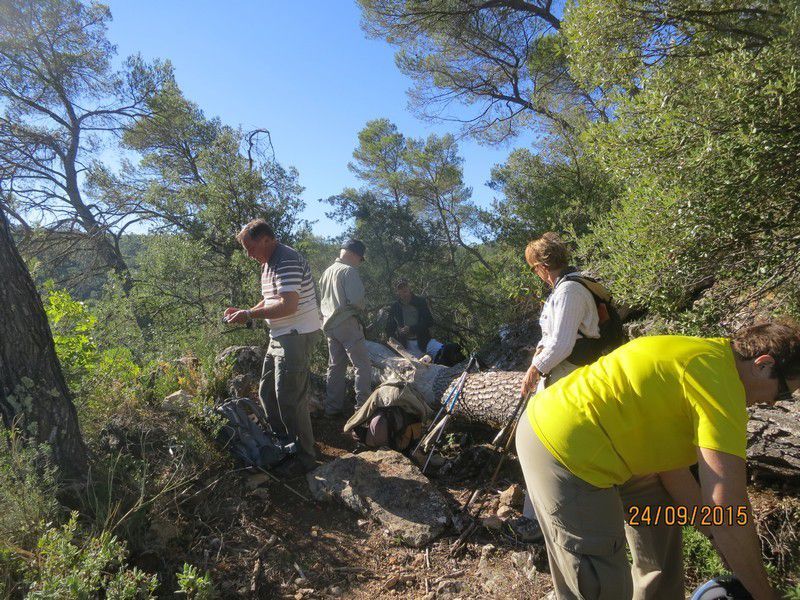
[384,279,463,365]
[385,279,436,358]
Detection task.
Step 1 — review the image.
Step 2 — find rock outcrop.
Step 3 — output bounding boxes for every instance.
[307,450,451,547]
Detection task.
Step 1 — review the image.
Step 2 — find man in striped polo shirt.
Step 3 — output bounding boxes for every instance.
[224,219,322,473]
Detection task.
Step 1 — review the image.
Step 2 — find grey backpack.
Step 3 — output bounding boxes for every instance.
[215,398,296,469]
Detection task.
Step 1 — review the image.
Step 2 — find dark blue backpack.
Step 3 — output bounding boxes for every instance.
[215,398,296,469]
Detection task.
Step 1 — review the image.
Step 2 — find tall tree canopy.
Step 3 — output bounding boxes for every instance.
[0,0,168,289]
[88,82,306,340]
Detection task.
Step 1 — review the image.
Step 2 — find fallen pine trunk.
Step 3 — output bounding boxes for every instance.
[364,341,800,483]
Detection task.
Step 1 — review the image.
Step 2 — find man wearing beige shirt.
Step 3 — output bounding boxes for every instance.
[319,240,372,417]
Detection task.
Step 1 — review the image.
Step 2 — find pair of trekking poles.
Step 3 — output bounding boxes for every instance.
[412,355,479,473]
[449,387,532,553]
[414,354,534,552]
[413,355,532,495]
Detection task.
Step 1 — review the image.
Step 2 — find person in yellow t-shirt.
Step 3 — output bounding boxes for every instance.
[515,322,800,600]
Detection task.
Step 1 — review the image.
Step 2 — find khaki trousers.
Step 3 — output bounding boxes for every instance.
[324,316,372,413]
[515,414,683,600]
[258,330,320,469]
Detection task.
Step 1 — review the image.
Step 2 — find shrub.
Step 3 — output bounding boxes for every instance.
[0,431,60,551]
[175,563,216,599]
[24,513,158,599]
[682,526,727,587]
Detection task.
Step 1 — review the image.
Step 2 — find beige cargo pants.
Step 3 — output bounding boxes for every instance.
[516,415,683,599]
[516,360,683,599]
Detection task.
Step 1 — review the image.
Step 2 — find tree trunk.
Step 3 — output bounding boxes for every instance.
[0,209,87,479]
[365,342,800,483]
[746,401,800,483]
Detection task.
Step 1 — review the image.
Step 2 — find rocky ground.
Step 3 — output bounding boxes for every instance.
[137,336,798,599]
[172,412,552,599]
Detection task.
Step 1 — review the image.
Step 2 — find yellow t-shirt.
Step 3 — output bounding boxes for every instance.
[527,336,748,488]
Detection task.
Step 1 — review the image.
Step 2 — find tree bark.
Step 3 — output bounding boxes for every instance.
[0,209,87,479]
[365,342,800,483]
[746,401,800,483]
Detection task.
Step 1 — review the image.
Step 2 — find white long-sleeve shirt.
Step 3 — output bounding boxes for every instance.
[532,278,600,375]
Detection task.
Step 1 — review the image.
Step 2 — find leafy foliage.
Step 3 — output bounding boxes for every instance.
[0,432,60,553]
[327,119,509,348]
[175,563,216,599]
[24,513,158,599]
[571,0,800,329]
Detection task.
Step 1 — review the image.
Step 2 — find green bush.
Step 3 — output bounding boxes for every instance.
[682,527,727,587]
[0,431,60,552]
[24,513,158,599]
[175,563,216,599]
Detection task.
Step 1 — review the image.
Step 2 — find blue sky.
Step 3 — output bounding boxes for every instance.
[105,1,529,238]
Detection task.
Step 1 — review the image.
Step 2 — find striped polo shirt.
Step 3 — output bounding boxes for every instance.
[261,243,321,337]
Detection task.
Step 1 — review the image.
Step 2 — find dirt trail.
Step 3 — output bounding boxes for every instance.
[182,415,551,599]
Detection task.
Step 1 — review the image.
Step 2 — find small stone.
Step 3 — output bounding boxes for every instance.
[383,574,400,590]
[294,577,308,586]
[510,551,533,570]
[162,389,192,412]
[497,505,514,519]
[310,527,319,537]
[499,483,525,509]
[329,586,342,597]
[480,516,503,531]
[357,519,369,527]
[246,473,270,490]
[508,516,543,543]
[480,543,496,558]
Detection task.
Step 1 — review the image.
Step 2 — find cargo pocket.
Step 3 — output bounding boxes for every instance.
[549,482,632,599]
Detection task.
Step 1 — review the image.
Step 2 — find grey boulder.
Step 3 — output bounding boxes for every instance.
[307,450,451,547]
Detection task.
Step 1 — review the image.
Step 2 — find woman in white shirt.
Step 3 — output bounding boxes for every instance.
[520,233,600,397]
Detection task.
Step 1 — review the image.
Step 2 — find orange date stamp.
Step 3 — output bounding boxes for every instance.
[628,505,748,527]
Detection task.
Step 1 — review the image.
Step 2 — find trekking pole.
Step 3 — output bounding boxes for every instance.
[449,391,532,555]
[252,465,311,503]
[419,361,476,473]
[411,355,477,458]
[464,391,530,510]
[415,356,476,454]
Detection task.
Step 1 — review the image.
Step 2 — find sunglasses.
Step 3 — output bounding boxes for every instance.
[774,363,794,402]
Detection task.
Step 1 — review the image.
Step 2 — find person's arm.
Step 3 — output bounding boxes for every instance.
[696,448,778,600]
[658,467,719,542]
[659,467,702,507]
[226,294,298,323]
[532,283,591,375]
[223,299,265,322]
[249,292,299,320]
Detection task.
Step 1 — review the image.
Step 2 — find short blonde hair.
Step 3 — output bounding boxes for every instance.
[525,232,570,270]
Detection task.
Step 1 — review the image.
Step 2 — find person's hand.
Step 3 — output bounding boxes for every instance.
[224,309,250,324]
[223,307,238,320]
[520,364,541,398]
